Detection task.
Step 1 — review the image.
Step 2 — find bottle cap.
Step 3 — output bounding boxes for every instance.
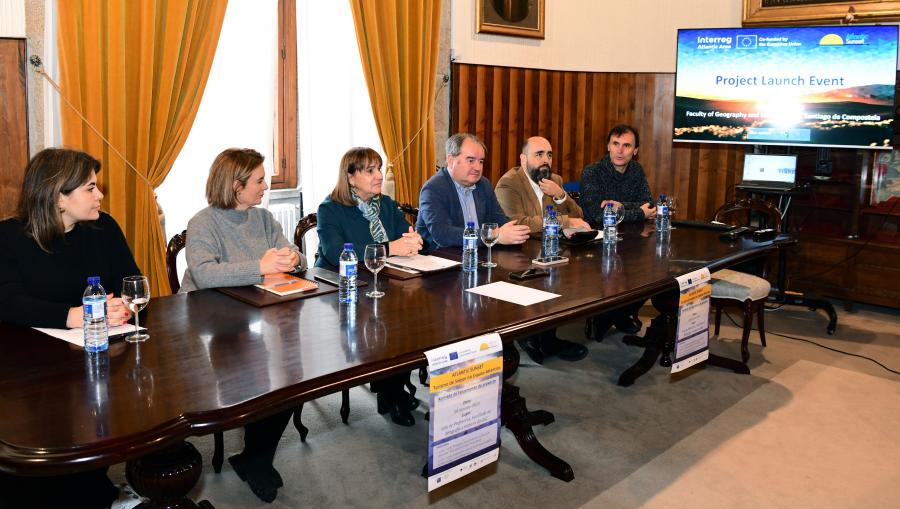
[87,276,100,285]
[546,204,554,211]
[660,194,666,200]
[343,243,353,249]
[466,221,475,228]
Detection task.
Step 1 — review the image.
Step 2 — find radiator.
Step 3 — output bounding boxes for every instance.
[268,203,300,241]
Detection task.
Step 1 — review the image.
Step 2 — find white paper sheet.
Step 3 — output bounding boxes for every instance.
[33,325,147,347]
[385,254,461,272]
[465,281,561,306]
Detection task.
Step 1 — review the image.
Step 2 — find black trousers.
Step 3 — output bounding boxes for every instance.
[0,467,118,509]
[370,372,410,395]
[242,408,294,466]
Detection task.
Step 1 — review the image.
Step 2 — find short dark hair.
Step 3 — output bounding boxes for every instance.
[446,133,486,158]
[607,124,640,148]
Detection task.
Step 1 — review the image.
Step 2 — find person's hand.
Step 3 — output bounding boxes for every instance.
[66,306,84,329]
[497,220,530,245]
[539,179,566,201]
[640,202,657,220]
[566,217,592,231]
[600,200,623,210]
[260,247,297,274]
[106,294,132,327]
[389,227,423,257]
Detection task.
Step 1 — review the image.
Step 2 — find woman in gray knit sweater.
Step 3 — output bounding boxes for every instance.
[181,148,306,503]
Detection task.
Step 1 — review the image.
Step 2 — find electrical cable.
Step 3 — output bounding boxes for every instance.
[722,309,900,376]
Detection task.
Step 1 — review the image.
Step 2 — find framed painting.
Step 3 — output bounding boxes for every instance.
[743,0,900,26]
[476,0,545,39]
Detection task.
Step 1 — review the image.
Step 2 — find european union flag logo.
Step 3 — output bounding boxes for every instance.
[449,352,459,360]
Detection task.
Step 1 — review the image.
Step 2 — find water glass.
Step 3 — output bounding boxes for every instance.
[614,205,626,240]
[480,223,499,268]
[122,276,150,343]
[364,244,386,298]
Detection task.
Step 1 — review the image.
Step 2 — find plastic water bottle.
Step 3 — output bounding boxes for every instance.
[603,203,617,245]
[462,221,478,272]
[542,208,560,258]
[83,276,109,353]
[339,243,358,303]
[656,194,670,232]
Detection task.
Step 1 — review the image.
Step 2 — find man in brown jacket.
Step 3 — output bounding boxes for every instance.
[495,136,590,364]
[495,136,591,233]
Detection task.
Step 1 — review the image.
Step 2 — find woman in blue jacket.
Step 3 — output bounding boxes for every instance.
[316,147,423,426]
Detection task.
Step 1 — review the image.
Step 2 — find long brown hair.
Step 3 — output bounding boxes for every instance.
[205,148,265,209]
[17,148,101,252]
[329,147,383,206]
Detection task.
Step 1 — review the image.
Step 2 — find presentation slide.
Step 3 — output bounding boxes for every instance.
[674,26,898,149]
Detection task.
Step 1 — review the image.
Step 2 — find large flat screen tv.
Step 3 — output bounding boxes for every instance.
[673,26,899,149]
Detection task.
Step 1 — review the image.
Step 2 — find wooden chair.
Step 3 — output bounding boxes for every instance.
[166,229,231,473]
[291,213,352,435]
[165,230,187,294]
[396,203,430,389]
[710,199,782,363]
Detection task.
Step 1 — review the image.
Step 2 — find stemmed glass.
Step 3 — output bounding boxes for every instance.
[364,244,386,298]
[614,205,626,241]
[122,276,150,343]
[480,223,499,268]
[667,196,678,229]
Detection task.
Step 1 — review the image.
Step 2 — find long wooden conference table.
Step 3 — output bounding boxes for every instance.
[0,223,778,507]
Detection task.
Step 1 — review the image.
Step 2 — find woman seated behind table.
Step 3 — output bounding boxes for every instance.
[0,148,138,509]
[180,148,306,503]
[316,147,423,426]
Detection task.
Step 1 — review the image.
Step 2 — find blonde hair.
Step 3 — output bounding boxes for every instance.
[17,148,101,252]
[329,147,383,206]
[205,148,265,209]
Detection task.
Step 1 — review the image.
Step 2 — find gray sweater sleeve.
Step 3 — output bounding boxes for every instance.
[184,212,264,290]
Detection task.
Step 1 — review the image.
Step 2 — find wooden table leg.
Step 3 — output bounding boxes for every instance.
[126,440,214,509]
[501,345,574,482]
[619,288,751,386]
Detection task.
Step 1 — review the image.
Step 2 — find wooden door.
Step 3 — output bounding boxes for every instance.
[0,38,29,220]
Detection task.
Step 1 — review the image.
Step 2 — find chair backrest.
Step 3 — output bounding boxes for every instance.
[713,199,783,231]
[166,230,187,293]
[398,202,419,226]
[293,213,317,255]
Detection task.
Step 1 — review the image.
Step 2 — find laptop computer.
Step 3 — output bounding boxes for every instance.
[737,154,797,192]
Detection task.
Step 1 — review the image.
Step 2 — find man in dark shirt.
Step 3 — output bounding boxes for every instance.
[580,124,657,226]
[579,124,654,338]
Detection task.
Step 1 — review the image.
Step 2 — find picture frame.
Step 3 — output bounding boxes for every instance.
[743,0,900,26]
[476,0,545,39]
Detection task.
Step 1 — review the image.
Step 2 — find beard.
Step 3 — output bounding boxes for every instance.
[528,164,550,184]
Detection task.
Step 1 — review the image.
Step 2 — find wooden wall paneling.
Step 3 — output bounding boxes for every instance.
[0,38,29,220]
[450,63,749,220]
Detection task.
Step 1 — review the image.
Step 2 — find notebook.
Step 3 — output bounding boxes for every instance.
[255,273,319,296]
[738,153,797,191]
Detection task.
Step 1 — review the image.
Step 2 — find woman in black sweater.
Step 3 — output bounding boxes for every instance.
[0,148,140,509]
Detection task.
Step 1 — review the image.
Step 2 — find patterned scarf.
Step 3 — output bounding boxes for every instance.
[352,190,388,243]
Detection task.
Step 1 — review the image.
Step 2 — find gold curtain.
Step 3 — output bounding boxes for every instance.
[57,0,227,296]
[349,0,442,206]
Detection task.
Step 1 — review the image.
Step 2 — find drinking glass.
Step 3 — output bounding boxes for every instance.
[614,205,626,241]
[364,244,386,298]
[122,276,150,343]
[480,222,499,268]
[667,196,678,229]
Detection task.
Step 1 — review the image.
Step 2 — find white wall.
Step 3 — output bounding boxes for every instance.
[451,0,742,73]
[0,0,25,36]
